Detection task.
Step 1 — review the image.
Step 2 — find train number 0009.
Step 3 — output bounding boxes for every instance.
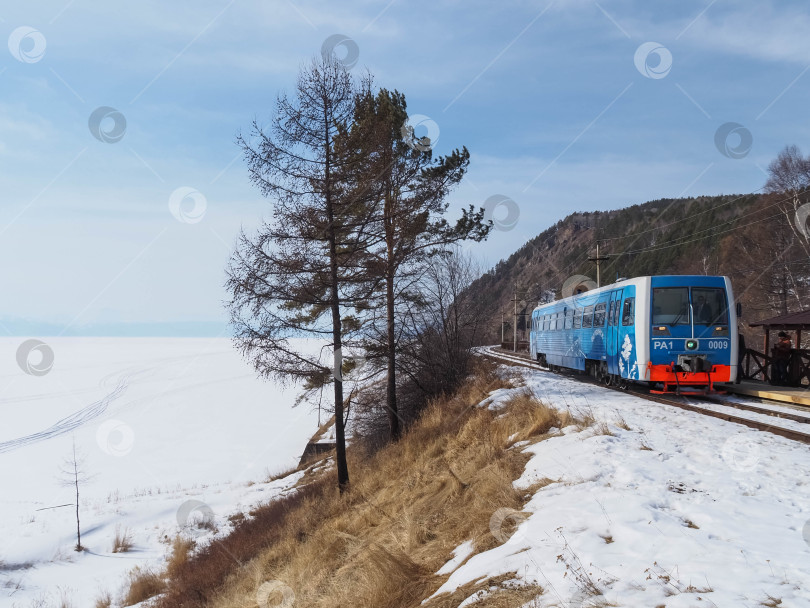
[652,340,729,350]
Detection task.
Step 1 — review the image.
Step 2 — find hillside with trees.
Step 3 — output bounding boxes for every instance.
[473,165,810,347]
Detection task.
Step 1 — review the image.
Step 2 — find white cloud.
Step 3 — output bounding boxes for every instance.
[673,4,810,65]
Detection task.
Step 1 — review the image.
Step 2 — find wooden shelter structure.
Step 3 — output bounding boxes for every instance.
[742,310,810,386]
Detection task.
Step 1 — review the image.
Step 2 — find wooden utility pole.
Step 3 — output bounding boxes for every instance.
[588,241,610,287]
[506,284,541,352]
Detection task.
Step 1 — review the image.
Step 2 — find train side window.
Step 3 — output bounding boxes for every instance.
[594,302,607,327]
[608,301,616,326]
[565,309,573,330]
[582,305,593,328]
[573,308,582,329]
[622,297,635,326]
[543,315,549,331]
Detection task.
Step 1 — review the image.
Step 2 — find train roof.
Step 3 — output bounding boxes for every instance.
[532,275,730,313]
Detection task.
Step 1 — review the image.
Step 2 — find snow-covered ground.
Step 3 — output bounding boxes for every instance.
[6,341,809,607]
[0,338,322,608]
[433,365,810,607]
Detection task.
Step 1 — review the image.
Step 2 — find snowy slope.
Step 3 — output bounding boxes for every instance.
[433,365,810,607]
[0,338,322,608]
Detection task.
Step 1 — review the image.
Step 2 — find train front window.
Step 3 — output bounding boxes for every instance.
[692,288,728,325]
[652,287,690,325]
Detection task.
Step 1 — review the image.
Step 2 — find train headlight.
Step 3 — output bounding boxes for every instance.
[685,339,698,351]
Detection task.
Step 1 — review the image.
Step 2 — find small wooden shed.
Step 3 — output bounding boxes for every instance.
[748,310,810,386]
[749,309,810,354]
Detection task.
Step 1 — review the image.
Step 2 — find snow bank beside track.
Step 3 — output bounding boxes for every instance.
[432,365,810,607]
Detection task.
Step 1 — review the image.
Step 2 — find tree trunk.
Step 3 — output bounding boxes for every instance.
[325,120,349,493]
[386,268,400,440]
[331,282,349,492]
[74,468,81,550]
[384,184,400,441]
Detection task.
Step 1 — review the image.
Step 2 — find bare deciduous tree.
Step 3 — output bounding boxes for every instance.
[58,438,94,551]
[766,144,810,259]
[398,249,489,404]
[720,146,810,327]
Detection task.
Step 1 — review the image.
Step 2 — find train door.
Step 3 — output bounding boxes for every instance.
[618,287,638,380]
[606,289,622,375]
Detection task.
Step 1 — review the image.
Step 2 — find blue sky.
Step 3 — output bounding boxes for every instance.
[1,0,809,335]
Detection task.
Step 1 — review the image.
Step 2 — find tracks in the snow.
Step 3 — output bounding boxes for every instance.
[0,375,130,454]
[480,346,810,445]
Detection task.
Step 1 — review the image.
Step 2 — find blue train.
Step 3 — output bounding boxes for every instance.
[529,275,738,393]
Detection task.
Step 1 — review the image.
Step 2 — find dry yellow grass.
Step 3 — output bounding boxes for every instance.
[93,590,112,608]
[157,361,573,608]
[111,525,134,553]
[165,536,195,580]
[122,566,165,606]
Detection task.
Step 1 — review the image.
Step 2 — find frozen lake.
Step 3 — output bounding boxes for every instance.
[0,337,322,607]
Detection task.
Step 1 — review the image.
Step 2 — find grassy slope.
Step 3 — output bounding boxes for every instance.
[140,361,579,608]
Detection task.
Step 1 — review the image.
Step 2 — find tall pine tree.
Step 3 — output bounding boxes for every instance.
[227,58,376,491]
[342,89,490,440]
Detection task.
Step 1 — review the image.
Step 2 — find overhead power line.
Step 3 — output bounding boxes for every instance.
[599,188,766,244]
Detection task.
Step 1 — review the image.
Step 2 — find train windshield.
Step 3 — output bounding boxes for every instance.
[652,287,690,325]
[692,287,728,325]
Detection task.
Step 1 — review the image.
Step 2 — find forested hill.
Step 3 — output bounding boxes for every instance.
[471,193,772,343]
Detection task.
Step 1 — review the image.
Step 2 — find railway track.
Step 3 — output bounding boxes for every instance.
[480,346,810,445]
